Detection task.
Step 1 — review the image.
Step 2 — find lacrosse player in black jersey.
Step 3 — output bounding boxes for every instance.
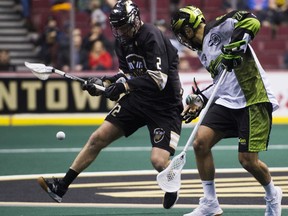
[171,6,281,216]
[38,0,183,209]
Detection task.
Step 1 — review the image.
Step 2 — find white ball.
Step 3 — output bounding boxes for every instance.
[56,131,65,140]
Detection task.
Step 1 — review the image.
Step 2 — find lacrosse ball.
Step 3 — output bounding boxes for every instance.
[56,131,65,140]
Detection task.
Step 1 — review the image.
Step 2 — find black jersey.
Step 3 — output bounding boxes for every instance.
[114,23,182,110]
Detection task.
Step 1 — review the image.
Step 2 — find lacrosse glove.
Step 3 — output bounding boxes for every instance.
[182,78,208,123]
[82,77,104,96]
[209,40,246,76]
[104,82,129,101]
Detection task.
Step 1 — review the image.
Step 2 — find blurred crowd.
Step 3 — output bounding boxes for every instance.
[30,0,117,72]
[223,0,288,27]
[1,0,288,72]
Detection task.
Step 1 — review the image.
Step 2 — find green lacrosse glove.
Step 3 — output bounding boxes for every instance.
[209,40,246,76]
[82,77,104,96]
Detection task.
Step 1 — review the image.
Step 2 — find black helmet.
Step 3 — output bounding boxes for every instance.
[109,0,141,44]
[171,6,205,50]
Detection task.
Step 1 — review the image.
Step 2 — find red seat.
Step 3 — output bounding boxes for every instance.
[276,26,288,40]
[203,0,223,9]
[134,0,149,10]
[258,54,281,70]
[256,26,274,41]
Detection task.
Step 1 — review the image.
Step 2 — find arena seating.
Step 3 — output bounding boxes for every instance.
[28,0,288,70]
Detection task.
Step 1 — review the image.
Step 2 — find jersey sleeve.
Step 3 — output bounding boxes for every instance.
[228,11,261,50]
[136,32,170,91]
[127,30,173,92]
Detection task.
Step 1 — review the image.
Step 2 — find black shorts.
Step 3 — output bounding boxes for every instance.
[105,95,183,156]
[201,103,272,152]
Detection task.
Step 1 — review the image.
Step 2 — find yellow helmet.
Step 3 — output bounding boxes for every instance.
[171,6,205,33]
[171,6,205,50]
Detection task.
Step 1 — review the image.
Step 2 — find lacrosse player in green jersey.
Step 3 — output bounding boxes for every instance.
[171,6,281,216]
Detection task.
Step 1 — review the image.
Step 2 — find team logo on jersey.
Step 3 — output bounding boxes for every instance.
[208,33,221,47]
[239,138,247,145]
[153,128,165,143]
[201,54,207,63]
[126,54,147,76]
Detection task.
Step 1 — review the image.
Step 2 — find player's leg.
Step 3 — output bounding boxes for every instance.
[183,126,224,216]
[70,120,124,172]
[147,104,182,209]
[38,120,124,202]
[239,152,282,216]
[237,103,282,216]
[193,125,223,181]
[151,147,180,209]
[184,104,230,216]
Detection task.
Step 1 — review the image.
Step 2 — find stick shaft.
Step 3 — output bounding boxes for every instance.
[182,69,228,152]
[25,62,105,91]
[53,69,105,91]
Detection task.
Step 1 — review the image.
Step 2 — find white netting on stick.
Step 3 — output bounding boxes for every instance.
[24,62,53,80]
[157,151,186,192]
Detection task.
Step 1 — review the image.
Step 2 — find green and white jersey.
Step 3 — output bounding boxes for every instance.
[198,11,279,111]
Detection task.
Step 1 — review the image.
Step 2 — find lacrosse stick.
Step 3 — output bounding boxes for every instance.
[24,62,105,91]
[157,68,228,192]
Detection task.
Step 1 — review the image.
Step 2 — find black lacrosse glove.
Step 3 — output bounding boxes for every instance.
[209,40,246,76]
[82,77,104,96]
[104,82,127,101]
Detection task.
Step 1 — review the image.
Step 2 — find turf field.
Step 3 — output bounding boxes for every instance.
[0,125,287,216]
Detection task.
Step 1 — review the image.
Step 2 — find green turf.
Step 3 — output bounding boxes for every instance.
[0,125,287,175]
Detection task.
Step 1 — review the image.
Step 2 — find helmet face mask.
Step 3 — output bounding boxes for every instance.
[109,0,141,45]
[171,6,205,50]
[175,32,194,50]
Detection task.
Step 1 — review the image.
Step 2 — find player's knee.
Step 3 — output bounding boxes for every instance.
[193,138,210,154]
[87,132,109,151]
[238,155,256,172]
[151,156,168,172]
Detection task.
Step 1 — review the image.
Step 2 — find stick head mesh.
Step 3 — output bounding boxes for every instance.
[24,62,53,80]
[156,151,186,192]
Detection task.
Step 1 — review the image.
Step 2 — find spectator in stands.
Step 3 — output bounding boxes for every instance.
[14,0,35,31]
[82,22,114,55]
[88,39,113,70]
[89,0,107,29]
[57,23,71,54]
[76,0,90,12]
[246,0,275,27]
[50,0,72,12]
[269,0,288,26]
[14,0,30,18]
[57,29,89,72]
[37,16,60,66]
[0,50,15,72]
[102,0,117,13]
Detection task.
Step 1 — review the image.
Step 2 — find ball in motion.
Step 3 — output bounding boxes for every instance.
[56,131,65,140]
